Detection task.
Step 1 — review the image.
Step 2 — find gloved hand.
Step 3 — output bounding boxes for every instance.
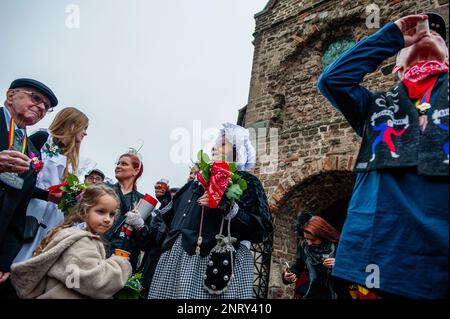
[125,210,145,229]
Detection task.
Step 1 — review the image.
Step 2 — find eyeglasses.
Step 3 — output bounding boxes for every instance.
[15,90,53,112]
[86,175,103,182]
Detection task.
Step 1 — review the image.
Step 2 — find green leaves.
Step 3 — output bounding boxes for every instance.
[237,177,248,192]
[225,171,247,203]
[114,272,143,299]
[197,149,211,165]
[229,162,237,173]
[197,150,211,184]
[66,173,78,185]
[56,173,89,214]
[225,184,243,202]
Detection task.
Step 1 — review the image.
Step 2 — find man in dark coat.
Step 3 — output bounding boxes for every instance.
[0,78,58,298]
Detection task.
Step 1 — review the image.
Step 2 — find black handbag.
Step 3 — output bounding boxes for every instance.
[203,217,236,295]
[23,216,45,242]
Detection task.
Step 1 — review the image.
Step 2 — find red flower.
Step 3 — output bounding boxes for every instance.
[30,152,44,173]
[48,181,68,194]
[207,161,230,208]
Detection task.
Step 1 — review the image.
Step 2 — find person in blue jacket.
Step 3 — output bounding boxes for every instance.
[318,13,448,299]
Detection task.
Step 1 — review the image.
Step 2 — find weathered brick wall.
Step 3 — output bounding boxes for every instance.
[246,0,449,298]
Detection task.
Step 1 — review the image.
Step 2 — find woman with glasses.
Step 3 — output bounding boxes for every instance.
[13,107,89,263]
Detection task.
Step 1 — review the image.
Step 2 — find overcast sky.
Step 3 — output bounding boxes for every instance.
[0,0,269,194]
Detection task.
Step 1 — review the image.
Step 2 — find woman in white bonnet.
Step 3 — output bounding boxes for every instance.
[149,123,273,299]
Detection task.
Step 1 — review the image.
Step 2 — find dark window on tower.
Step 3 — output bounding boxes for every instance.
[322,37,355,68]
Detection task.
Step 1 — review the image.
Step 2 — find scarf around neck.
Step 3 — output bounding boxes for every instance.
[301,241,337,299]
[303,241,335,266]
[402,60,448,100]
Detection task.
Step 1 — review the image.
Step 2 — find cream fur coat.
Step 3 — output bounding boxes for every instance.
[11,227,131,299]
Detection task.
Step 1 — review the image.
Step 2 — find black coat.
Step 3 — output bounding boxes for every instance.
[0,107,39,272]
[103,183,144,270]
[28,130,52,201]
[160,171,273,257]
[136,209,168,297]
[284,241,350,299]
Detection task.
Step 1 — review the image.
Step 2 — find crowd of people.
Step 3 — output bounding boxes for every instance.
[0,12,448,299]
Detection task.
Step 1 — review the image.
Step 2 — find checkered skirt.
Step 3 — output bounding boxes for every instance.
[148,235,253,299]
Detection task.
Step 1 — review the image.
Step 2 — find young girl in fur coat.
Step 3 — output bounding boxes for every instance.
[10,184,132,299]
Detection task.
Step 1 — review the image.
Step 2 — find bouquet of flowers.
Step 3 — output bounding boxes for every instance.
[48,174,88,214]
[196,150,247,208]
[114,273,144,299]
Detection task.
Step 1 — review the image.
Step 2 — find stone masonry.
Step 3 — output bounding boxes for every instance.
[242,0,449,299]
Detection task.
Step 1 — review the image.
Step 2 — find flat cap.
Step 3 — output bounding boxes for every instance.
[9,78,58,108]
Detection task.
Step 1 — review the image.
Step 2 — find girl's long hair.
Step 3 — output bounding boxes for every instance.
[49,107,89,179]
[117,153,144,190]
[302,216,340,244]
[33,184,119,256]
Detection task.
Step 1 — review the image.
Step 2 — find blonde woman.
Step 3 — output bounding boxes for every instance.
[14,107,89,263]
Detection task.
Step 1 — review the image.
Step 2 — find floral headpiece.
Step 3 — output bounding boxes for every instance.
[218,123,256,172]
[122,140,144,170]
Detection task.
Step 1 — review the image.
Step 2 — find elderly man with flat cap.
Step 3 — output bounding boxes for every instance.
[0,78,58,297]
[318,13,448,298]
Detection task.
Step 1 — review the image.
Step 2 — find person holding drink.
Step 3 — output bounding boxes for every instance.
[157,178,169,193]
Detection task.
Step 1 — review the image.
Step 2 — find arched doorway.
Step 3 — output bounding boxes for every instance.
[268,170,355,298]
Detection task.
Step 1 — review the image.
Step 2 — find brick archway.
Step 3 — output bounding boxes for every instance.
[267,155,357,299]
[268,154,356,211]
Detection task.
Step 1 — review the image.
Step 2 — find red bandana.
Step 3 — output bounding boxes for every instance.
[402,61,448,100]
